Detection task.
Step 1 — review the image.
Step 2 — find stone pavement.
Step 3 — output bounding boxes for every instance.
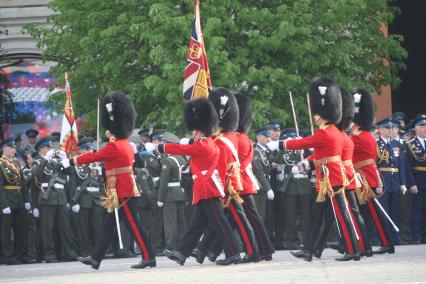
[1,245,426,284]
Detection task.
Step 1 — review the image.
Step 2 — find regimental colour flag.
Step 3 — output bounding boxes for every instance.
[183,0,212,101]
[60,74,78,156]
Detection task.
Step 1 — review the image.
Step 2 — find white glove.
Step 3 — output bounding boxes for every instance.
[24,202,31,211]
[291,165,300,175]
[410,185,419,194]
[376,187,383,195]
[267,190,275,200]
[56,150,67,160]
[400,185,407,195]
[66,203,70,210]
[129,142,138,154]
[157,201,164,207]
[61,158,71,168]
[2,207,11,214]
[145,142,156,153]
[72,204,80,213]
[266,141,279,152]
[33,208,40,218]
[180,138,190,145]
[299,160,310,171]
[45,149,55,161]
[277,171,285,181]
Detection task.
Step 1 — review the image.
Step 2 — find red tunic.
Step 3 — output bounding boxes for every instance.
[75,139,135,199]
[284,124,344,191]
[236,132,257,195]
[162,137,225,204]
[341,131,356,191]
[351,130,381,188]
[213,131,243,193]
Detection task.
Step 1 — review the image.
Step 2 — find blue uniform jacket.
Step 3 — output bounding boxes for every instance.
[406,137,426,190]
[376,137,406,192]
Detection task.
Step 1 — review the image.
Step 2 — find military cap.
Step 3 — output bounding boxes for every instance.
[411,114,426,127]
[150,129,166,142]
[377,117,398,128]
[266,121,281,131]
[101,92,136,139]
[138,129,150,137]
[309,77,342,124]
[1,138,16,148]
[336,87,354,131]
[392,112,408,124]
[352,89,375,131]
[25,129,39,138]
[280,128,297,139]
[78,137,95,150]
[35,138,54,151]
[256,128,271,137]
[183,99,218,137]
[209,87,239,132]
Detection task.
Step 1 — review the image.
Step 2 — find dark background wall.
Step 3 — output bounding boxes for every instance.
[389,0,426,121]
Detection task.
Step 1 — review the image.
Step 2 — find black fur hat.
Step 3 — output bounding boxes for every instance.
[184,99,218,137]
[308,77,342,124]
[352,88,375,131]
[208,87,239,132]
[235,93,252,133]
[101,92,136,139]
[336,87,354,131]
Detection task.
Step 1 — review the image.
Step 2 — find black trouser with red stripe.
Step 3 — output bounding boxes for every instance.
[198,195,272,258]
[304,188,359,255]
[359,188,394,248]
[315,190,371,254]
[91,198,154,263]
[196,198,259,257]
[176,198,240,258]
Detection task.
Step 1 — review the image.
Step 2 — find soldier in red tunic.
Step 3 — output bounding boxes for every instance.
[273,77,359,261]
[350,89,395,254]
[161,99,241,266]
[314,87,372,258]
[62,92,155,270]
[192,88,259,264]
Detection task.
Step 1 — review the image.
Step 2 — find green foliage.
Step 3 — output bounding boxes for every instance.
[24,0,406,135]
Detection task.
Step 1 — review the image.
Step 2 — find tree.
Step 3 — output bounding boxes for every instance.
[25,0,406,135]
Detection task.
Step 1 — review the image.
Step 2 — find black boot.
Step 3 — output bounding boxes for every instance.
[373,246,395,254]
[261,254,273,261]
[191,248,205,264]
[206,251,218,263]
[335,253,360,261]
[215,254,241,266]
[241,253,261,263]
[361,249,373,257]
[78,256,100,270]
[290,250,312,262]
[131,259,156,269]
[313,249,323,259]
[164,250,186,266]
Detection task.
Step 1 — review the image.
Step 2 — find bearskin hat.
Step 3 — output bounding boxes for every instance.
[235,93,252,133]
[208,87,239,132]
[101,92,136,139]
[336,87,354,131]
[184,99,218,137]
[308,77,342,124]
[352,88,375,131]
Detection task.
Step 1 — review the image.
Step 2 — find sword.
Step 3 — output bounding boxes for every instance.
[114,208,124,249]
[306,93,314,135]
[343,195,360,240]
[322,164,341,238]
[289,91,304,160]
[373,198,400,232]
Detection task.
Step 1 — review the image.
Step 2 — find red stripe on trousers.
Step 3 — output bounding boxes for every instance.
[229,203,253,255]
[122,203,151,260]
[347,204,365,253]
[208,201,236,256]
[243,200,266,255]
[331,197,354,255]
[367,199,389,247]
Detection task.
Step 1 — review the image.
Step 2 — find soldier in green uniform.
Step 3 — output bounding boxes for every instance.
[68,138,105,257]
[0,139,30,265]
[24,129,39,153]
[252,128,275,221]
[31,138,78,262]
[156,133,186,251]
[134,165,153,240]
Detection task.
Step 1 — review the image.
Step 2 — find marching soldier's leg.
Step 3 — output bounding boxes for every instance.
[90,213,116,265]
[90,206,105,246]
[57,205,78,261]
[346,191,372,254]
[40,205,57,262]
[242,194,274,259]
[163,202,178,250]
[313,199,335,256]
[366,197,395,253]
[0,212,17,264]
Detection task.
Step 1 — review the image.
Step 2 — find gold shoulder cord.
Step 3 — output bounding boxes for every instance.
[377,145,389,162]
[408,143,426,162]
[0,158,19,184]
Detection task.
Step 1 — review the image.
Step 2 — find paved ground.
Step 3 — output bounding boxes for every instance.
[1,245,426,284]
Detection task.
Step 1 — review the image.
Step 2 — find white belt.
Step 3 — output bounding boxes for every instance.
[152,177,160,182]
[293,174,308,179]
[167,182,180,187]
[192,169,225,197]
[245,163,260,190]
[86,186,100,192]
[41,183,64,189]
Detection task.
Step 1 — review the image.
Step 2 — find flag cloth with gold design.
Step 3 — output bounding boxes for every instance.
[183,0,212,101]
[59,74,78,156]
